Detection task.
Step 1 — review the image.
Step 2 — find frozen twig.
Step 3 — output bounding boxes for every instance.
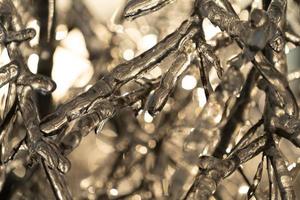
[40,15,200,133]
[123,0,176,20]
[267,144,296,200]
[185,135,268,199]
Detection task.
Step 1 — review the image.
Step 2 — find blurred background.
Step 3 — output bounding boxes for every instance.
[0,0,300,199]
